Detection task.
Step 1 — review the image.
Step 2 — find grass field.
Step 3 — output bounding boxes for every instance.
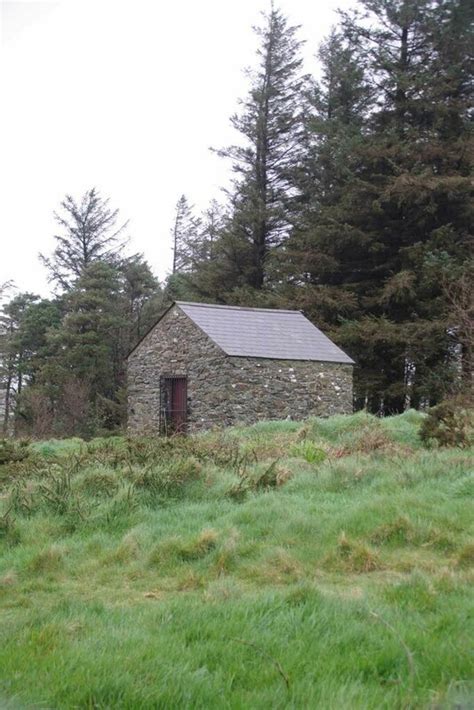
[0,411,473,709]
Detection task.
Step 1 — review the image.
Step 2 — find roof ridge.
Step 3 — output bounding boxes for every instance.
[176,301,301,314]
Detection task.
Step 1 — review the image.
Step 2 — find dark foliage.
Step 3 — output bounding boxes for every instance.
[419,398,473,448]
[0,439,30,466]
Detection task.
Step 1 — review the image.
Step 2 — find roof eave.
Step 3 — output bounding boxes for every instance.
[226,353,355,365]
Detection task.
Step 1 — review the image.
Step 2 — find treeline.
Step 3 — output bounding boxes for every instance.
[1,0,472,436]
[0,191,166,437]
[168,0,473,412]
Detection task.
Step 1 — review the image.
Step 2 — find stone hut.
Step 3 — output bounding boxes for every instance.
[127,301,354,434]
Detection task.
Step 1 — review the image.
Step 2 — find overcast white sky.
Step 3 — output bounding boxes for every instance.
[1,0,353,296]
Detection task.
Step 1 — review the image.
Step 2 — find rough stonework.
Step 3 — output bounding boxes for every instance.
[127,303,353,434]
[127,306,234,434]
[227,357,352,424]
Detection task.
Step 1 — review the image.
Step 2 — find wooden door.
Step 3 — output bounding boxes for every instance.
[171,377,187,434]
[160,376,187,434]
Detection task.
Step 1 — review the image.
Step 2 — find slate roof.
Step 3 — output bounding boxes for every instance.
[176,302,354,364]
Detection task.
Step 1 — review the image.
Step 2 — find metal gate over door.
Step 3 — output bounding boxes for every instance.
[160,376,187,434]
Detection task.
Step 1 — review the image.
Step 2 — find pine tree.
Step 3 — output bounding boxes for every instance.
[215,5,308,290]
[171,195,201,275]
[38,262,127,433]
[2,257,163,436]
[196,200,224,264]
[301,0,473,411]
[55,262,124,392]
[282,28,371,311]
[40,188,128,289]
[0,293,41,433]
[167,200,232,302]
[120,254,161,345]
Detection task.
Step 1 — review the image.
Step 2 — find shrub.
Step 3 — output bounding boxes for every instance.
[8,481,38,516]
[78,466,120,496]
[103,485,138,526]
[38,469,76,515]
[0,439,30,466]
[227,478,251,502]
[132,457,202,498]
[255,460,281,489]
[0,506,19,544]
[290,440,327,464]
[16,466,89,527]
[419,399,473,448]
[226,460,291,500]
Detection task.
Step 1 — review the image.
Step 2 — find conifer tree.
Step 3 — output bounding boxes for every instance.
[196,200,224,264]
[171,195,201,275]
[282,28,371,310]
[0,293,41,433]
[121,254,161,344]
[37,262,127,432]
[167,200,232,302]
[40,188,128,289]
[216,5,308,290]
[299,0,473,411]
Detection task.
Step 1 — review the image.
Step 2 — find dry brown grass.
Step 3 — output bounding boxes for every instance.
[325,532,382,573]
[369,516,417,545]
[332,431,413,458]
[27,544,65,573]
[457,542,474,568]
[213,528,240,575]
[243,548,304,586]
[0,569,17,587]
[175,568,206,591]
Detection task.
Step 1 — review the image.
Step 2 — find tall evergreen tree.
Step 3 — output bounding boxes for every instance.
[171,195,201,275]
[284,0,472,412]
[215,5,308,290]
[282,28,371,313]
[167,199,231,302]
[40,188,128,289]
[0,293,41,433]
[38,262,127,433]
[196,200,224,265]
[120,254,161,345]
[344,0,471,410]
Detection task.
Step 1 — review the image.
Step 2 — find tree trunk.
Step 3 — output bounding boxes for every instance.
[2,369,13,436]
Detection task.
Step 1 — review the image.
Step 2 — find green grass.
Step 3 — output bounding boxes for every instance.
[1,411,473,708]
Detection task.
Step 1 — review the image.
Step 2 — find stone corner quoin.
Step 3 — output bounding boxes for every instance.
[126,303,353,434]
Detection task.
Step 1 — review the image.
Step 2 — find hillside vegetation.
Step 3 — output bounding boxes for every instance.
[0,412,473,709]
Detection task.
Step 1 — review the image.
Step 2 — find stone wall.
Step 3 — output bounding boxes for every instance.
[127,304,353,434]
[227,357,353,424]
[127,305,234,434]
